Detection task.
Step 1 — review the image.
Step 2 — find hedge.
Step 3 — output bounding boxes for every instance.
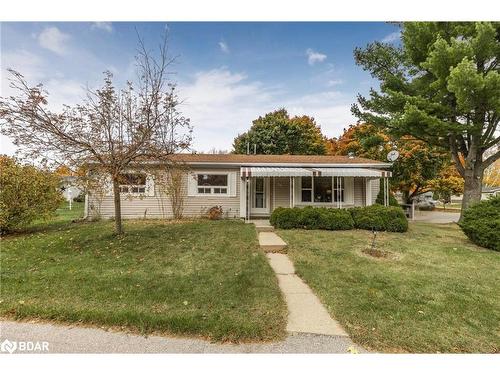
[270,204,407,232]
[459,196,500,251]
[349,204,408,232]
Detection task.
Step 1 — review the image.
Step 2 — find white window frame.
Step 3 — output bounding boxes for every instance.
[299,176,345,204]
[196,173,230,196]
[118,173,147,196]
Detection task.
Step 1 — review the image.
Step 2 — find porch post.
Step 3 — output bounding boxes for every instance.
[289,177,292,208]
[272,176,275,212]
[246,177,250,221]
[339,176,342,209]
[383,176,389,207]
[292,177,295,207]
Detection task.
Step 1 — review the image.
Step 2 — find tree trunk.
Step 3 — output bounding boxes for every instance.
[460,168,483,221]
[112,178,123,235]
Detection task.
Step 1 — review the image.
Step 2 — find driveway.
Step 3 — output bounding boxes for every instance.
[0,320,365,354]
[413,210,460,224]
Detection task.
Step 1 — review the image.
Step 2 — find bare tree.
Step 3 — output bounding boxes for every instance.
[0,34,192,234]
[152,162,188,220]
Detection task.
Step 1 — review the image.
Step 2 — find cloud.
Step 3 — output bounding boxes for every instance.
[178,68,354,152]
[306,48,327,65]
[178,68,275,151]
[91,22,113,33]
[37,27,70,55]
[382,31,401,43]
[1,49,45,84]
[1,49,86,156]
[218,41,229,54]
[326,79,343,87]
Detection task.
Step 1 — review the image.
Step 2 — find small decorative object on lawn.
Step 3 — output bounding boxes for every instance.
[207,206,223,220]
[363,227,390,258]
[370,228,377,252]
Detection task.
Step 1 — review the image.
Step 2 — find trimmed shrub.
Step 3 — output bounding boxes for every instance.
[349,204,408,232]
[319,208,355,230]
[271,205,407,232]
[270,207,301,229]
[459,196,500,251]
[0,156,63,233]
[270,206,354,230]
[299,206,323,229]
[349,206,385,231]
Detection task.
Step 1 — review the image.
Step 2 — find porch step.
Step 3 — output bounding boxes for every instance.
[258,232,287,253]
[255,224,275,232]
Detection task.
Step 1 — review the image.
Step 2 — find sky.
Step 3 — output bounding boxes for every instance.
[0,22,401,154]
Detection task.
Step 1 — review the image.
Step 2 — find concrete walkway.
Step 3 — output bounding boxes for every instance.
[266,254,348,337]
[0,320,364,353]
[253,220,351,340]
[413,210,460,224]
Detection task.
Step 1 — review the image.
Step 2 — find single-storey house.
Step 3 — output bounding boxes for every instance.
[84,154,392,220]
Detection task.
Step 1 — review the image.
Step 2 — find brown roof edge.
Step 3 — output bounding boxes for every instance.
[85,153,391,167]
[167,153,389,165]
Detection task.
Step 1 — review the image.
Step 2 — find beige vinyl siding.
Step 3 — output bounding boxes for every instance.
[88,168,240,219]
[271,177,291,210]
[353,177,366,207]
[371,178,381,205]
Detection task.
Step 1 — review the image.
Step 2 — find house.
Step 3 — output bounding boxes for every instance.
[60,175,83,202]
[84,154,392,220]
[481,186,500,200]
[451,185,500,204]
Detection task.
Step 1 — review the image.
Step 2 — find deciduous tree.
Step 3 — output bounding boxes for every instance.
[233,109,327,155]
[0,35,192,234]
[0,155,62,233]
[329,123,454,203]
[352,22,500,218]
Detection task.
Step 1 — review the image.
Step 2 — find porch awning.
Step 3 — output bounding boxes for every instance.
[240,167,391,178]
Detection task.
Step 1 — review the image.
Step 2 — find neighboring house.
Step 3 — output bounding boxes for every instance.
[85,154,392,219]
[481,186,500,200]
[60,176,83,202]
[451,185,500,203]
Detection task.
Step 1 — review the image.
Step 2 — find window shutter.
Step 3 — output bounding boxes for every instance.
[229,172,237,197]
[344,177,354,205]
[187,173,198,196]
[145,174,155,197]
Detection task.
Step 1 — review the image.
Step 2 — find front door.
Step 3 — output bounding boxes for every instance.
[251,177,270,216]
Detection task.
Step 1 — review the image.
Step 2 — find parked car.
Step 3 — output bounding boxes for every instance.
[413,192,439,210]
[415,199,439,210]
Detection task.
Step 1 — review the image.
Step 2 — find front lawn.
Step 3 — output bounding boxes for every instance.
[1,216,287,342]
[278,223,500,353]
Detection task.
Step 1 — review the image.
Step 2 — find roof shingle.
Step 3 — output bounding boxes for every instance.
[168,153,386,165]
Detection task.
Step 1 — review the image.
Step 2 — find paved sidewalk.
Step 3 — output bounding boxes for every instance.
[413,211,460,223]
[266,254,348,337]
[0,320,364,353]
[253,222,351,340]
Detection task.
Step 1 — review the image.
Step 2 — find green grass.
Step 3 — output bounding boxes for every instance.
[1,212,287,342]
[278,223,500,353]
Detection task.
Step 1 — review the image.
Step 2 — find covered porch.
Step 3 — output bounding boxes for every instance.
[239,167,392,220]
